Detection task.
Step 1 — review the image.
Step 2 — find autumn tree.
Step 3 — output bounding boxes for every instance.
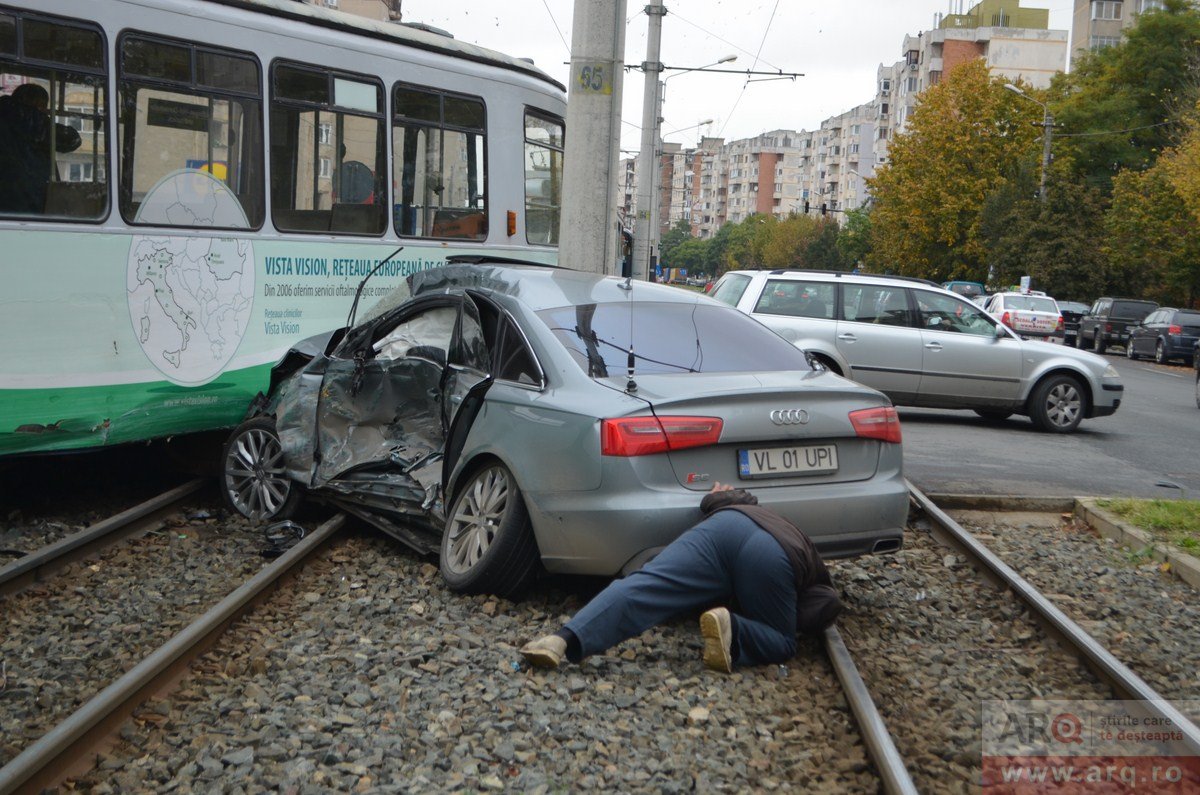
[868,60,1042,282]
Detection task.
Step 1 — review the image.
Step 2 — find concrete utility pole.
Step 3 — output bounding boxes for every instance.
[558,0,628,274]
[632,0,666,281]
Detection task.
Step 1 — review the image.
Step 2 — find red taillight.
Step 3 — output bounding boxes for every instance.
[1169,324,1182,335]
[601,416,723,456]
[1001,311,1012,327]
[1105,322,1113,332]
[849,406,902,444]
[1056,315,1064,331]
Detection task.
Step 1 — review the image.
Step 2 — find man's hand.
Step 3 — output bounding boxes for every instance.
[709,482,734,494]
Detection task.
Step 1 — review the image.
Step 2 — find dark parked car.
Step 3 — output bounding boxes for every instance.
[1076,298,1158,354]
[1127,308,1200,365]
[1195,343,1200,408]
[1057,301,1090,347]
[220,259,909,596]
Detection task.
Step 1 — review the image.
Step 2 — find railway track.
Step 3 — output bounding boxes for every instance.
[1,483,1197,792]
[0,479,206,597]
[0,514,346,794]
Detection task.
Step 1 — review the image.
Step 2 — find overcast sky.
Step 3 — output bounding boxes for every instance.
[399,1,1076,152]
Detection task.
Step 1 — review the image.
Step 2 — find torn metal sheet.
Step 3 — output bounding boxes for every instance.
[313,356,445,487]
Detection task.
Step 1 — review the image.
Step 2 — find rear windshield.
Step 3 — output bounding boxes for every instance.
[708,274,751,307]
[1178,311,1200,326]
[1004,295,1058,312]
[537,301,810,375]
[1112,300,1156,319]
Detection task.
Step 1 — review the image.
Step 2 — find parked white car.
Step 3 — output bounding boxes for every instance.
[982,292,1063,339]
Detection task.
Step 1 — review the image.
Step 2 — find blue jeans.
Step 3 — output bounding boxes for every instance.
[564,510,798,667]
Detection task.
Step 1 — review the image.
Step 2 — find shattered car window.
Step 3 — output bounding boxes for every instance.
[373,306,456,360]
[536,301,811,376]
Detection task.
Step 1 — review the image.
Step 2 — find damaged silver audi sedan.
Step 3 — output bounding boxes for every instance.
[220,258,908,596]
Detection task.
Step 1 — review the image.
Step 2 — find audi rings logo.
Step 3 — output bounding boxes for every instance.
[769,409,810,425]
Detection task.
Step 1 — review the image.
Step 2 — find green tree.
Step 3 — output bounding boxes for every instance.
[1105,129,1200,306]
[979,166,1107,300]
[836,206,873,268]
[658,219,693,270]
[868,60,1042,281]
[804,217,845,270]
[1048,0,1200,192]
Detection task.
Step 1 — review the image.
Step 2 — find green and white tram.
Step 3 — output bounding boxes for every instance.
[0,0,565,456]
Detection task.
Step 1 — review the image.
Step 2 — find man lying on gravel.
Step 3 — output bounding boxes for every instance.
[520,484,843,673]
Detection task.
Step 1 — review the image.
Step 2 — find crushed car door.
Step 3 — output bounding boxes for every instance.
[440,293,493,452]
[312,297,459,501]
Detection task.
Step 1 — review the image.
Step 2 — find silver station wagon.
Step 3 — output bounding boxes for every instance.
[220,260,909,596]
[711,270,1124,433]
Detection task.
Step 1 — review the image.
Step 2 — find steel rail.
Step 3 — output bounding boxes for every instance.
[0,513,347,795]
[909,481,1200,756]
[0,479,207,597]
[823,626,919,795]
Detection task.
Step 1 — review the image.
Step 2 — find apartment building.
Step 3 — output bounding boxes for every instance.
[873,1,1066,174]
[1071,0,1166,55]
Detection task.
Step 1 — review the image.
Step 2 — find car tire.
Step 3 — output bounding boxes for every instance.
[1155,340,1167,365]
[1195,372,1200,410]
[440,462,539,597]
[1092,333,1106,355]
[1126,341,1139,361]
[973,409,1013,422]
[1028,374,1086,433]
[220,417,303,522]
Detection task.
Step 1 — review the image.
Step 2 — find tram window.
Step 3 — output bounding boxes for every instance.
[118,35,264,229]
[392,85,486,240]
[271,63,386,236]
[524,110,562,246]
[0,11,107,220]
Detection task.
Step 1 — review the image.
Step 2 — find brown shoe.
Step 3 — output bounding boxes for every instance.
[520,635,567,669]
[700,608,733,673]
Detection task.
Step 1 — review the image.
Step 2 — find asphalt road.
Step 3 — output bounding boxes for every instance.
[899,352,1200,499]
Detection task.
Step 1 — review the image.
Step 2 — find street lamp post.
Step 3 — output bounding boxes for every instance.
[1004,83,1053,202]
[633,50,736,281]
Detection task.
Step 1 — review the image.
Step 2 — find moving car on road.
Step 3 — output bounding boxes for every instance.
[1126,308,1200,365]
[1076,298,1158,354]
[220,260,909,596]
[709,269,1124,433]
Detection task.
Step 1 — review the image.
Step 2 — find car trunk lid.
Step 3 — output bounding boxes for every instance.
[598,370,893,490]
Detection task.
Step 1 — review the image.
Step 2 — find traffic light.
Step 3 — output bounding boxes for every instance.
[803,200,810,214]
[821,203,827,216]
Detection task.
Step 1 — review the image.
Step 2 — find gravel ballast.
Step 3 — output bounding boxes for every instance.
[73,531,875,793]
[0,506,269,766]
[831,518,1113,795]
[952,509,1200,709]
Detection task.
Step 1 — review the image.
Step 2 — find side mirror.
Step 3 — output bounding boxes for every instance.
[994,324,1009,340]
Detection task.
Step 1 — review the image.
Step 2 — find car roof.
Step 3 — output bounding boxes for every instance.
[723,269,941,289]
[409,261,710,312]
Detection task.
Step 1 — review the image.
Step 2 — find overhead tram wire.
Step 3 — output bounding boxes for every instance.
[716,0,781,138]
[667,9,784,72]
[540,0,571,56]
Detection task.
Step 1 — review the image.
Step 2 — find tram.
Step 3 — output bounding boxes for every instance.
[0,0,566,456]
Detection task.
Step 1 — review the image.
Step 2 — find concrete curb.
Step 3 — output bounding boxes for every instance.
[1074,498,1200,592]
[924,493,1077,513]
[924,492,1200,592]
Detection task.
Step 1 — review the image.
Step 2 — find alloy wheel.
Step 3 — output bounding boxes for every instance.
[224,426,293,521]
[444,466,509,575]
[1044,381,1082,430]
[1156,341,1166,364]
